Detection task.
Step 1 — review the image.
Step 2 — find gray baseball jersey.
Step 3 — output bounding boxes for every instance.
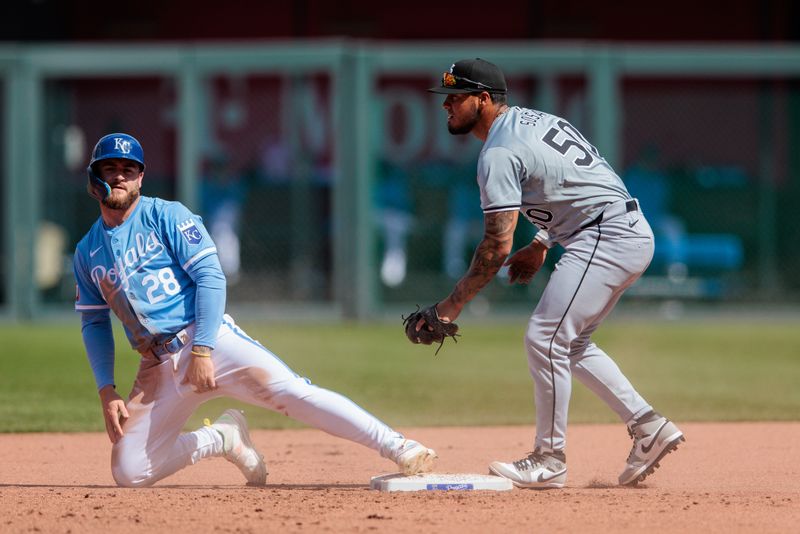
[477,106,630,246]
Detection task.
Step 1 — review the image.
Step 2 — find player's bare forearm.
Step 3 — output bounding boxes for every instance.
[439,211,518,319]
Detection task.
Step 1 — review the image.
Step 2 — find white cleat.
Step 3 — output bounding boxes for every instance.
[392,439,437,475]
[207,409,268,486]
[489,449,567,489]
[619,411,684,486]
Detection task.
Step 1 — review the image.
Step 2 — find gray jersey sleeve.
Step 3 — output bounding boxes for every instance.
[477,146,524,213]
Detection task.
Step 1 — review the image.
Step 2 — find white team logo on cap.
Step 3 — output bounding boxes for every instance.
[114,138,132,154]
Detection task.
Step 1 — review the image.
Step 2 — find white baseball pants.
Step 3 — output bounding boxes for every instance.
[111,315,404,487]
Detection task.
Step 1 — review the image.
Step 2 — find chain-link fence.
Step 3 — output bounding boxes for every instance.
[620,77,796,300]
[40,77,177,304]
[0,78,4,308]
[2,43,800,319]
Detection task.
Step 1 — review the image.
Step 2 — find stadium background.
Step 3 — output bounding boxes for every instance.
[2,6,799,531]
[2,1,800,321]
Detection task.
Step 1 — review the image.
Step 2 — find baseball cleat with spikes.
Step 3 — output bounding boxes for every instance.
[619,411,684,486]
[391,439,438,475]
[206,409,268,486]
[489,448,567,489]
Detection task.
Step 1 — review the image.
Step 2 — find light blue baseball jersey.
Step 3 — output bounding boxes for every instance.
[74,196,218,353]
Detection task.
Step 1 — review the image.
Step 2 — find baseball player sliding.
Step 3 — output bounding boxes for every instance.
[74,133,436,487]
[412,58,684,488]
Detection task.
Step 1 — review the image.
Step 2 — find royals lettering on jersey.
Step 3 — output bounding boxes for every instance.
[74,196,217,352]
[478,107,631,246]
[89,230,165,299]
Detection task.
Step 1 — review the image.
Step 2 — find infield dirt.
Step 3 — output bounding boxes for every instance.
[1,422,797,533]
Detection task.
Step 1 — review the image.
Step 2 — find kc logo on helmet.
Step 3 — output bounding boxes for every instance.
[114,138,132,154]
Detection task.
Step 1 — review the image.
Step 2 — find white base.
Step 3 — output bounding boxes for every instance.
[370,472,513,492]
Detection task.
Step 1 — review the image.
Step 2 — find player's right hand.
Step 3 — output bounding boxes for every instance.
[504,241,548,285]
[181,353,217,394]
[98,385,129,444]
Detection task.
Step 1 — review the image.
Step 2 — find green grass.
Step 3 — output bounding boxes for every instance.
[0,319,797,432]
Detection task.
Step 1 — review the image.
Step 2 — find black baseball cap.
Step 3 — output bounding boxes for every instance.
[428,58,507,95]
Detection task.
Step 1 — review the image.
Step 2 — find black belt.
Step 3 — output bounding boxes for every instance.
[142,328,190,360]
[580,199,638,230]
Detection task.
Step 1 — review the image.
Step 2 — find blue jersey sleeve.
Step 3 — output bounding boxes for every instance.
[73,245,110,312]
[188,254,227,348]
[81,309,116,390]
[161,202,218,272]
[74,249,116,389]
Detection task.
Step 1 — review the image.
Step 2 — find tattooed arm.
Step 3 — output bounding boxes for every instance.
[436,210,519,322]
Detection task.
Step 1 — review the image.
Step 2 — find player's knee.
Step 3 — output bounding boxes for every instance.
[111,446,156,488]
[112,463,156,488]
[524,328,550,361]
[568,338,591,359]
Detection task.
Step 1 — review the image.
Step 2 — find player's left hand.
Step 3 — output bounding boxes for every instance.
[433,298,462,325]
[403,302,460,355]
[181,349,218,394]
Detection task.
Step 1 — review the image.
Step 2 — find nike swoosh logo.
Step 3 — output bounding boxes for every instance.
[536,468,566,483]
[89,246,103,258]
[641,420,669,454]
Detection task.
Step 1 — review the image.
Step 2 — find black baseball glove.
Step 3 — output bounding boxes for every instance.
[402,304,459,355]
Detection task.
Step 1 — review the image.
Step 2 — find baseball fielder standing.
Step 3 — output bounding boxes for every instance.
[420,59,683,488]
[74,133,436,487]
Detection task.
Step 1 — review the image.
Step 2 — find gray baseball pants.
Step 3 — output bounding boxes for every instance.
[526,207,655,452]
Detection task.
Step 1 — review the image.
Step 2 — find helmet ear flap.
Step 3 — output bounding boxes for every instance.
[87,165,111,201]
